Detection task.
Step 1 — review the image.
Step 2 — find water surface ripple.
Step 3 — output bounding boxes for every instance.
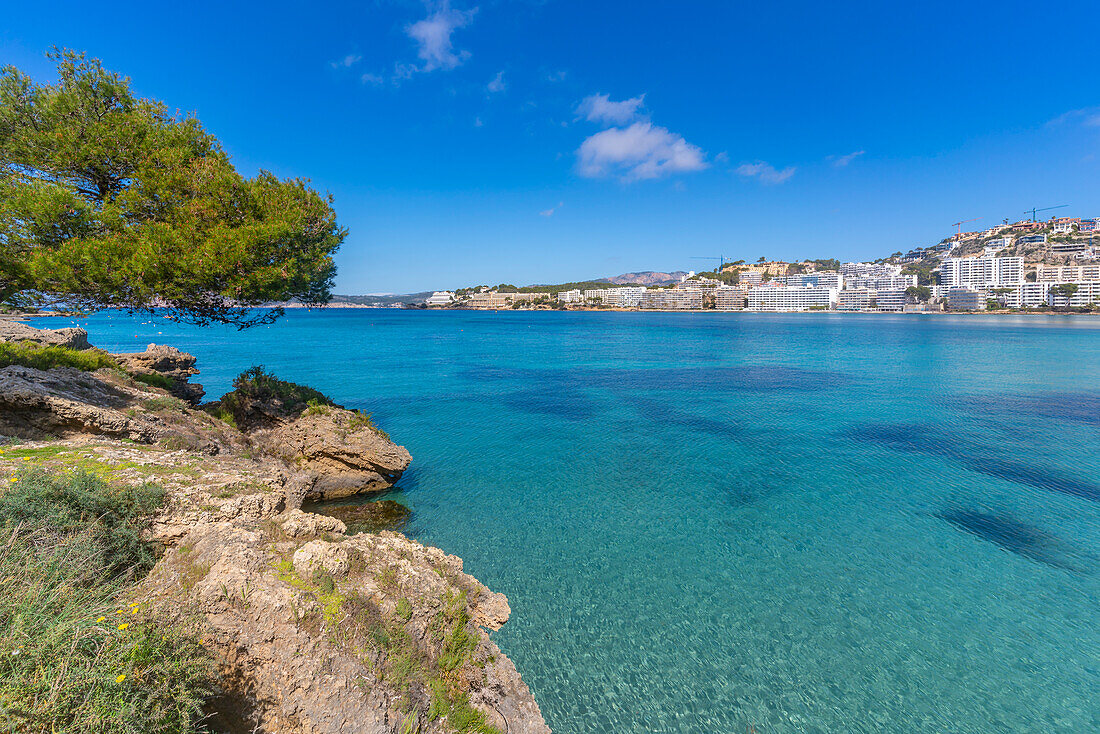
[42,310,1100,733]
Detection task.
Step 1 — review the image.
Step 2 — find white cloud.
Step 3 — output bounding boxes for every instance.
[1086,113,1100,128]
[828,150,865,167]
[331,54,362,69]
[361,72,383,85]
[575,93,646,125]
[736,161,796,184]
[474,116,483,127]
[546,70,567,83]
[540,201,564,217]
[405,2,476,73]
[487,71,506,94]
[577,122,707,182]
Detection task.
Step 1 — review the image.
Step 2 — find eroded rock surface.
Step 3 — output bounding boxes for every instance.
[250,409,412,500]
[0,320,91,350]
[114,343,205,404]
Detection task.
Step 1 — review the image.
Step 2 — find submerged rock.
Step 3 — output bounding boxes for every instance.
[320,499,412,534]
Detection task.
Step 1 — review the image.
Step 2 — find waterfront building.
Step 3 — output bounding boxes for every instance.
[946,288,986,311]
[467,292,509,309]
[1048,281,1100,309]
[1018,233,1047,245]
[425,291,455,306]
[608,287,647,308]
[985,236,1013,250]
[639,288,704,309]
[583,289,610,304]
[875,289,907,312]
[714,286,746,310]
[836,289,875,311]
[556,289,583,304]
[939,255,1023,288]
[746,286,837,312]
[509,292,540,303]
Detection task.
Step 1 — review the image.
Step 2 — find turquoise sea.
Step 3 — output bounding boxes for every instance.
[32,310,1100,733]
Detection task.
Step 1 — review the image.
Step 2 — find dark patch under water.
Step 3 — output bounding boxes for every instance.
[462,364,849,394]
[313,500,411,534]
[847,422,1100,502]
[953,392,1100,428]
[937,509,1081,573]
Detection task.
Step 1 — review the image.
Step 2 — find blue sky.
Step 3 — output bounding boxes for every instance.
[3,0,1099,293]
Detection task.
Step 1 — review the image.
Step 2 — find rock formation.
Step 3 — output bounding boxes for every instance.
[0,320,91,350]
[0,323,549,733]
[114,343,206,404]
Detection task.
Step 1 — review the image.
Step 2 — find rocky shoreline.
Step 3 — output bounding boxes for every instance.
[0,323,549,734]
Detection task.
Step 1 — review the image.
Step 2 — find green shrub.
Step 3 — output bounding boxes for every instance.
[0,470,216,732]
[0,341,118,372]
[0,469,166,577]
[218,366,335,423]
[132,372,175,390]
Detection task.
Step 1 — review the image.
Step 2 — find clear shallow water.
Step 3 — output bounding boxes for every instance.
[32,310,1100,733]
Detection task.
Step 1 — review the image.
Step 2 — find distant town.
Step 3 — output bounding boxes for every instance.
[398,212,1098,313]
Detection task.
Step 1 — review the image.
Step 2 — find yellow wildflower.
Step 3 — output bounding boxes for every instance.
[118,623,129,631]
[116,674,126,683]
[129,601,140,607]
[96,616,106,623]
[130,608,138,615]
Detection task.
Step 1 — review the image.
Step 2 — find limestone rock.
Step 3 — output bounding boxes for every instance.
[143,520,550,734]
[279,508,347,539]
[0,365,242,453]
[293,539,351,578]
[0,321,91,350]
[251,409,412,500]
[113,343,205,404]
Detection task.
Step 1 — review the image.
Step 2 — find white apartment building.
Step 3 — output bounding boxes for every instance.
[1037,264,1100,282]
[836,289,875,311]
[939,255,1024,288]
[738,271,763,286]
[1049,281,1100,309]
[844,274,917,290]
[746,286,837,312]
[714,286,746,310]
[1052,222,1077,234]
[583,289,610,304]
[841,262,901,278]
[639,288,703,310]
[875,289,907,312]
[784,272,842,289]
[608,286,647,308]
[985,236,1013,251]
[556,289,583,304]
[947,288,986,311]
[425,291,455,306]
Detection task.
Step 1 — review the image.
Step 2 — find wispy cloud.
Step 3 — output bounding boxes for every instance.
[331,54,362,69]
[828,150,865,167]
[540,201,564,217]
[1047,106,1100,128]
[577,122,707,182]
[361,72,384,86]
[405,1,477,73]
[487,71,506,94]
[576,93,646,125]
[736,161,796,184]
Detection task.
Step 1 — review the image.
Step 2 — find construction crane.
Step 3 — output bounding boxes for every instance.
[690,256,727,273]
[1024,204,1067,222]
[951,217,982,235]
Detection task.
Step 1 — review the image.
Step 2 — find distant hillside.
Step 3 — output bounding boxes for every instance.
[330,292,433,306]
[606,271,687,286]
